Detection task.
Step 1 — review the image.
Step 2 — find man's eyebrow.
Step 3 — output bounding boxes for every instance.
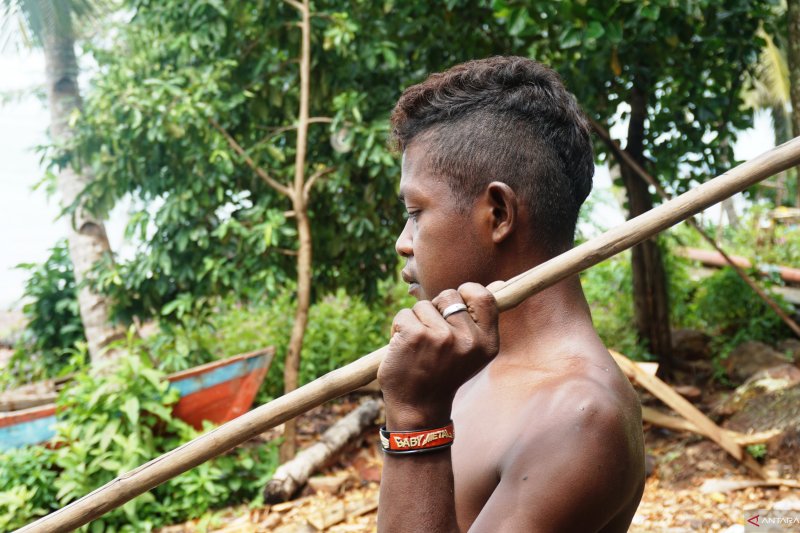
[397,192,405,204]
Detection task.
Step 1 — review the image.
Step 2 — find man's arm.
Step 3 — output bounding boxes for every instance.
[377,283,499,532]
[378,445,458,531]
[379,379,642,532]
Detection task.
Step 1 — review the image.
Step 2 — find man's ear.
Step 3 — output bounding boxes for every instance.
[485,181,518,244]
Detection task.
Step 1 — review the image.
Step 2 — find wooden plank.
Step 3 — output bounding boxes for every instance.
[640,406,781,446]
[608,350,768,479]
[0,392,57,412]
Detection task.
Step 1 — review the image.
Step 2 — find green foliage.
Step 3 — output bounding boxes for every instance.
[716,204,800,266]
[0,347,278,531]
[148,280,413,400]
[666,211,797,361]
[746,443,768,460]
[663,239,702,330]
[59,0,514,325]
[693,267,791,352]
[494,0,778,192]
[4,240,86,387]
[581,226,794,367]
[0,446,58,530]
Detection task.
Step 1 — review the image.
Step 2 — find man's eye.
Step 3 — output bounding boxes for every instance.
[405,210,420,220]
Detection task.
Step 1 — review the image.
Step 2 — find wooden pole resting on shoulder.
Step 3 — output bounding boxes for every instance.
[19,137,800,533]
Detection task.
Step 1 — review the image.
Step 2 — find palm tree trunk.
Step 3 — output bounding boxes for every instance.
[42,22,124,362]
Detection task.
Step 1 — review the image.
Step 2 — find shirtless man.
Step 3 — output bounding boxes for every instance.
[376,57,645,532]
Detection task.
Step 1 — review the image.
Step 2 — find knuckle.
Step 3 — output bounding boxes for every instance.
[458,282,491,302]
[412,301,432,314]
[440,328,456,347]
[459,335,478,355]
[392,308,412,326]
[433,289,460,306]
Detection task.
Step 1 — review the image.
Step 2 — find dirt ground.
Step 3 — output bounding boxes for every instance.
[157,391,800,533]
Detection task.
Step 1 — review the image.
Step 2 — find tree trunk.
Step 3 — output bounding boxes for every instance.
[718,137,740,228]
[42,21,124,363]
[721,197,740,229]
[265,398,382,502]
[280,0,313,462]
[788,0,800,207]
[619,85,674,376]
[280,205,313,462]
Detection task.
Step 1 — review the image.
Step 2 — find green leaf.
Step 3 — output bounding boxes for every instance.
[559,26,583,49]
[640,4,660,20]
[122,396,140,425]
[586,21,605,40]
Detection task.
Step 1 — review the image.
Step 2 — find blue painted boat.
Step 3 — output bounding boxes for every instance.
[0,347,274,450]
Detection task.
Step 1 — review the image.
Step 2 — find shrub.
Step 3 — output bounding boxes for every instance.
[692,267,792,356]
[0,346,278,531]
[4,241,85,388]
[0,446,58,530]
[147,280,413,400]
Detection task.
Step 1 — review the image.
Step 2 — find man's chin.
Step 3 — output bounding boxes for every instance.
[408,282,425,300]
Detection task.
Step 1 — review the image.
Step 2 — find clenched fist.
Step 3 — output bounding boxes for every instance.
[378,282,500,431]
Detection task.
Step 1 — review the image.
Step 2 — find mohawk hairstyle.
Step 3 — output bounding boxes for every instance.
[390,56,594,255]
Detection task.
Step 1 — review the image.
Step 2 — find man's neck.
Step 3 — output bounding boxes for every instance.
[495,274,596,363]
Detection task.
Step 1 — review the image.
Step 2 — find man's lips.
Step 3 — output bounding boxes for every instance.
[401,271,420,294]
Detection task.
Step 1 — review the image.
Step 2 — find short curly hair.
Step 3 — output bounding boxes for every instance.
[391,56,594,255]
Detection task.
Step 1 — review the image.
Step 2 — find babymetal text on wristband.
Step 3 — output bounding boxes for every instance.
[381,423,455,451]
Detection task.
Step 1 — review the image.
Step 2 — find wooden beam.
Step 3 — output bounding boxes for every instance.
[640,406,780,446]
[609,350,769,479]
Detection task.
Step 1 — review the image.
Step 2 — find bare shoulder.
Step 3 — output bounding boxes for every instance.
[504,352,642,472]
[471,348,645,532]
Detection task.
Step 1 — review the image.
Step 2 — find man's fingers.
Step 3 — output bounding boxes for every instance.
[431,289,473,325]
[457,282,499,330]
[411,300,448,329]
[391,308,422,338]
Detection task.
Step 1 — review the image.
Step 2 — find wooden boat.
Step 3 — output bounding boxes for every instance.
[0,347,274,451]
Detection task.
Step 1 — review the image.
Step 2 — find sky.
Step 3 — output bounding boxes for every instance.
[0,49,129,309]
[0,48,776,310]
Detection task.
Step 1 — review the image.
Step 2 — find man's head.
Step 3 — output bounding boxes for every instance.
[392,56,594,300]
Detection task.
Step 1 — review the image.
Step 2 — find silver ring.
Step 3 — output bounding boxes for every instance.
[441,303,468,319]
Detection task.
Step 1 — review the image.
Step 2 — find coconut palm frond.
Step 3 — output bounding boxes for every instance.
[0,0,108,50]
[760,27,791,104]
[744,26,791,113]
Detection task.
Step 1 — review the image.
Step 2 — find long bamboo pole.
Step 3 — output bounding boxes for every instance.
[590,118,800,338]
[18,137,800,533]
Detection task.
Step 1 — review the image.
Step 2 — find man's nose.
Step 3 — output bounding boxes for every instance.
[395,219,413,258]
